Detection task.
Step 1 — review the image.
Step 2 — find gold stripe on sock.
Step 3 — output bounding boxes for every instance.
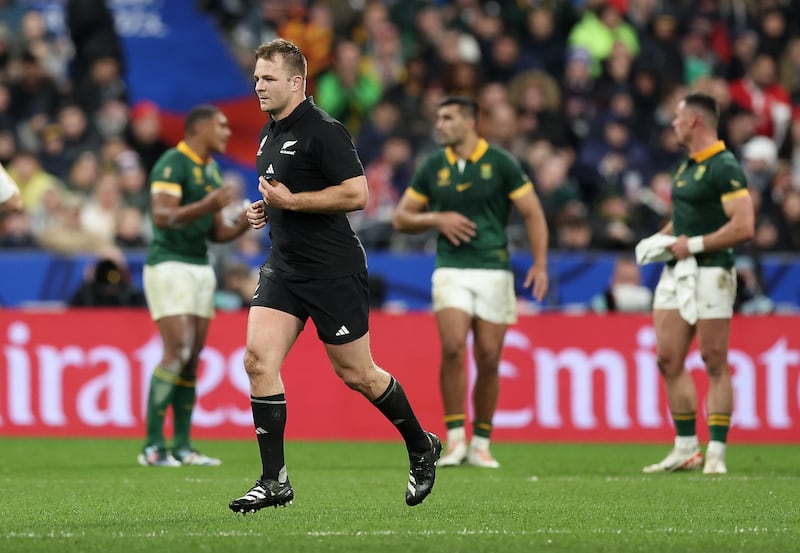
[671,412,696,421]
[708,413,731,425]
[444,414,466,424]
[175,377,196,388]
[153,367,179,384]
[474,421,492,431]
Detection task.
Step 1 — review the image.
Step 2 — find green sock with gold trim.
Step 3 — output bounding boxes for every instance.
[672,412,696,438]
[444,413,466,431]
[473,419,493,439]
[708,413,731,443]
[172,378,196,452]
[144,367,178,449]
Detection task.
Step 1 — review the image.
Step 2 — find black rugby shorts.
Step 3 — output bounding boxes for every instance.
[251,265,370,345]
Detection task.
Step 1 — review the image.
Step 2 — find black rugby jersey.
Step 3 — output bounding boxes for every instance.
[256,97,366,278]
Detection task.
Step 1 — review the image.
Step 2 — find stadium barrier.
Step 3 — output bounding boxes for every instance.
[0,310,797,443]
[2,250,799,310]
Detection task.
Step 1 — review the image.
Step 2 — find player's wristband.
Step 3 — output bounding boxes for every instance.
[687,236,705,254]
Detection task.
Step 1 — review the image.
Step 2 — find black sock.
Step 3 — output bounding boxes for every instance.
[251,394,287,482]
[372,377,429,453]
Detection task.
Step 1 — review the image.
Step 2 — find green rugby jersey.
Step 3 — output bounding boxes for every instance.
[146,141,223,266]
[671,140,749,268]
[407,138,533,270]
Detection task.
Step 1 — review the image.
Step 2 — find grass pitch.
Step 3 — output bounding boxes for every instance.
[0,439,797,553]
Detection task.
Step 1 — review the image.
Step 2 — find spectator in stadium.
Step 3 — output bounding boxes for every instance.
[57,103,103,168]
[732,254,774,315]
[355,98,402,168]
[567,0,639,79]
[114,205,147,249]
[729,53,792,148]
[6,149,60,213]
[66,0,124,99]
[138,105,251,468]
[213,260,258,311]
[79,170,122,244]
[38,122,70,179]
[63,149,100,198]
[8,49,60,124]
[352,133,412,250]
[590,255,652,313]
[315,38,382,136]
[641,92,754,476]
[0,209,34,248]
[520,5,566,79]
[69,250,146,307]
[392,95,549,468]
[125,100,169,174]
[36,191,107,253]
[115,149,150,213]
[229,38,440,513]
[637,7,683,92]
[771,188,800,251]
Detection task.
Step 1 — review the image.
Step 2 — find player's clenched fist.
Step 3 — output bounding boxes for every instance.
[246,200,267,229]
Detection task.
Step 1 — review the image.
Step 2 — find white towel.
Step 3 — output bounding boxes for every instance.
[634,233,699,324]
[673,257,699,325]
[634,233,677,265]
[0,163,20,203]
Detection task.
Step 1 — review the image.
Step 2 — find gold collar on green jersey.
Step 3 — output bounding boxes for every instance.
[177,140,211,165]
[444,138,489,165]
[690,140,726,163]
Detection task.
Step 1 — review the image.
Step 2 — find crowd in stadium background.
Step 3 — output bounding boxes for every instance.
[0,0,799,308]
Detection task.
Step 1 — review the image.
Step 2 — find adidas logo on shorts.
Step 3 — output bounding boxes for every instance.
[335,326,350,337]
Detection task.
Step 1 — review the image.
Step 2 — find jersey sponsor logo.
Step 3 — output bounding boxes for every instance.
[280,140,298,155]
[437,167,450,186]
[256,135,268,156]
[694,165,707,180]
[480,164,492,179]
[456,182,472,192]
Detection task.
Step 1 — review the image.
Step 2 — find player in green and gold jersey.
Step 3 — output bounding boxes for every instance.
[139,105,252,467]
[393,96,549,468]
[642,93,754,476]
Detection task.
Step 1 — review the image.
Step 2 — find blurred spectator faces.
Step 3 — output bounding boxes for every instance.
[66,150,99,195]
[129,100,161,143]
[742,135,778,190]
[95,98,129,137]
[0,128,17,163]
[114,205,146,248]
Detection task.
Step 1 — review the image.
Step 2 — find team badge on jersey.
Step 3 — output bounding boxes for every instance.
[694,165,707,180]
[730,179,743,189]
[437,167,450,186]
[480,164,492,179]
[163,166,172,179]
[193,167,203,184]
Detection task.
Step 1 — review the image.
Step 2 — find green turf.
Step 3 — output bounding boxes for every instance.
[0,439,797,553]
